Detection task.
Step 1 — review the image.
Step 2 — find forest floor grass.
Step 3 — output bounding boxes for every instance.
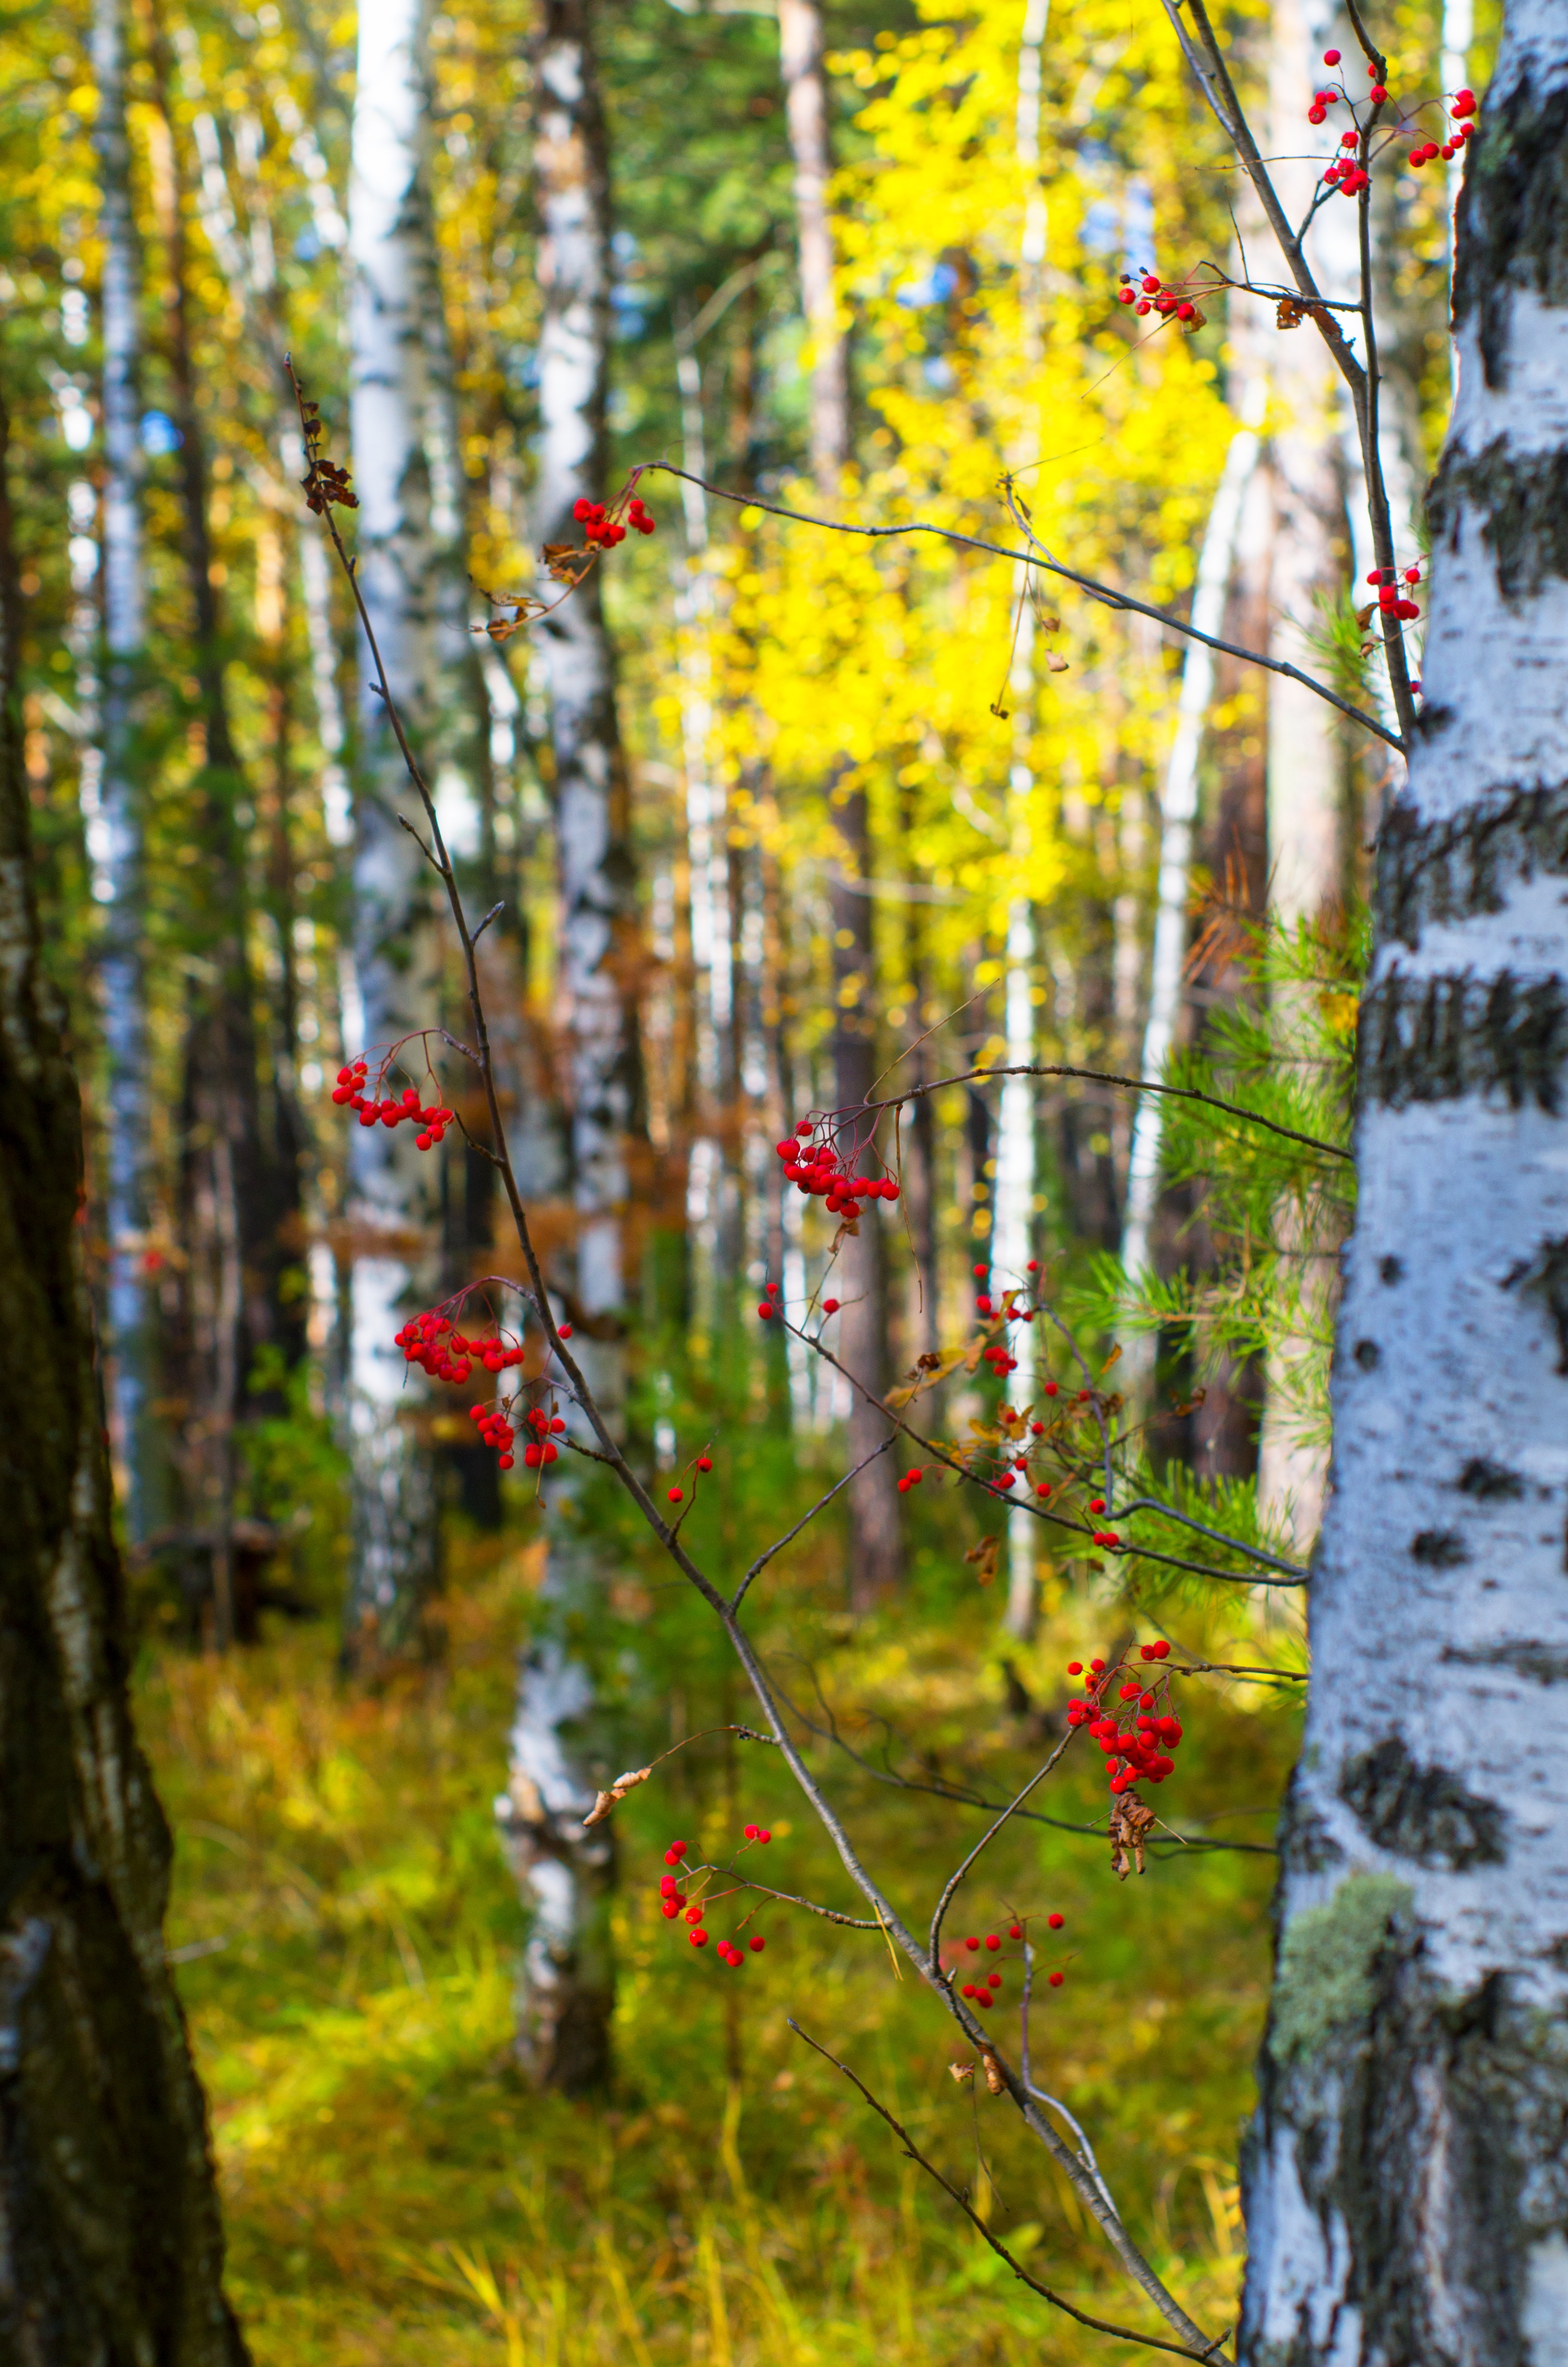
[139,1502,1298,2366]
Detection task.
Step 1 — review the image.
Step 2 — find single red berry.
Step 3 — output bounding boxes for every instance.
[1048,1971,1064,1988]
[696,1455,712,1473]
[757,1303,773,1320]
[749,1935,765,1953]
[984,1933,1001,1951]
[822,1297,840,1314]
[498,1453,515,1470]
[1370,82,1387,101]
[759,1830,771,1843]
[690,1929,709,1948]
[1323,46,1340,62]
[1067,1662,1083,1676]
[964,1936,979,1952]
[1089,1497,1105,1513]
[558,1323,572,1339]
[1048,1913,1064,1930]
[668,1486,683,1504]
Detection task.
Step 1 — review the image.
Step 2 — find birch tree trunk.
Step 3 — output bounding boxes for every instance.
[92,0,167,1547]
[343,0,456,1656]
[779,0,903,1603]
[0,379,247,2367]
[1240,26,1568,2357]
[496,0,633,2092]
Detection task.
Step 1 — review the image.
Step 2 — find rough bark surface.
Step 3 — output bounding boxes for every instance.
[1240,18,1568,2361]
[0,381,246,2367]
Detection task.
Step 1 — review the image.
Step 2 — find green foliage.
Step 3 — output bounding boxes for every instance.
[144,1522,1296,2365]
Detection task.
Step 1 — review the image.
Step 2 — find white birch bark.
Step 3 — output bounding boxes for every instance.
[343,0,451,1650]
[498,0,632,2092]
[998,0,1049,1644]
[1240,21,1568,2355]
[92,0,165,1544]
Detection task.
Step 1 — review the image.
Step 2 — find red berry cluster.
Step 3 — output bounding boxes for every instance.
[756,1279,781,1320]
[948,1914,1070,2006]
[1413,87,1475,163]
[396,1309,528,1386]
[332,1060,454,1152]
[1065,1641,1183,1796]
[519,1404,565,1471]
[1366,560,1423,621]
[1116,269,1202,325]
[897,1465,924,1496]
[657,1835,769,1965]
[772,1121,901,1213]
[573,494,656,547]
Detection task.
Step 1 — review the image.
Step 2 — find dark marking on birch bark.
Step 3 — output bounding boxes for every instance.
[1378,1254,1404,1284]
[1451,81,1568,386]
[1442,1639,1568,1683]
[1353,1338,1380,1369]
[1339,1736,1506,1867]
[1458,1456,1525,1500]
[1412,1529,1469,1567]
[1276,1770,1344,1881]
[1502,1236,1568,1372]
[1377,782,1568,949]
[1428,440,1568,601]
[1360,968,1567,1111]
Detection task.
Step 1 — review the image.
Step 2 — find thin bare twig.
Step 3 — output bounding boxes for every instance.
[789,2025,1231,2364]
[732,1437,896,1612]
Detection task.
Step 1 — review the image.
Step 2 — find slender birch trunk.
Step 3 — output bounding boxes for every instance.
[343,0,457,1655]
[778,0,903,1601]
[496,0,634,2091]
[1240,27,1568,2355]
[92,0,166,1546]
[0,378,248,2367]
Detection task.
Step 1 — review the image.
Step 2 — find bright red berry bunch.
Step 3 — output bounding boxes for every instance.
[520,1404,565,1470]
[572,494,656,547]
[772,1122,901,1212]
[395,1310,525,1386]
[1065,1641,1183,1797]
[950,1914,1070,2006]
[656,1833,768,1967]
[332,1061,453,1152]
[1116,269,1202,325]
[896,1465,924,1496]
[1365,562,1423,621]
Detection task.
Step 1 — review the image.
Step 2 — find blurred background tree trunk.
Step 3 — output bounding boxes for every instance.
[497,0,634,2095]
[342,0,469,1660]
[779,0,903,1608]
[92,0,168,1551]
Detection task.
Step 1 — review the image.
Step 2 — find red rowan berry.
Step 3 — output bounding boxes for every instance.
[498,1453,515,1470]
[1036,1482,1052,1498]
[662,1901,679,1918]
[667,1841,687,1861]
[696,1455,712,1473]
[964,1935,979,1951]
[987,1972,1002,1989]
[1370,82,1387,101]
[1043,1381,1058,1397]
[1048,1912,1064,1929]
[750,1935,765,1952]
[961,1983,977,1999]
[744,1824,759,1840]
[822,1297,840,1313]
[690,1929,709,1948]
[757,1303,773,1320]
[668,1487,684,1504]
[1323,46,1340,62]
[985,1933,1001,1951]
[1089,1497,1105,1513]
[759,1830,771,1843]
[558,1323,572,1339]
[1067,1662,1083,1676]
[684,1904,704,1925]
[1008,1922,1022,1939]
[1090,1658,1105,1672]
[1048,1971,1064,1988]
[766,1281,780,1296]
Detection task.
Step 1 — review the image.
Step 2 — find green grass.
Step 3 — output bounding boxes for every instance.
[141,1495,1297,2365]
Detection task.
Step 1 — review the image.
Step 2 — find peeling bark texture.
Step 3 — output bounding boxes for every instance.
[498,0,635,2092]
[1240,16,1568,2360]
[0,380,247,2367]
[92,0,168,1547]
[344,0,455,1658]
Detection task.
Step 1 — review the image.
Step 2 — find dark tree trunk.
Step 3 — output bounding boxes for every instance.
[0,380,247,2367]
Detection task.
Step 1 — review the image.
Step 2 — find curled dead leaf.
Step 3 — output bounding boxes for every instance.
[949,2060,976,2085]
[964,1533,1001,1587]
[979,2047,1007,2096]
[1109,1792,1157,1879]
[582,1764,653,1829]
